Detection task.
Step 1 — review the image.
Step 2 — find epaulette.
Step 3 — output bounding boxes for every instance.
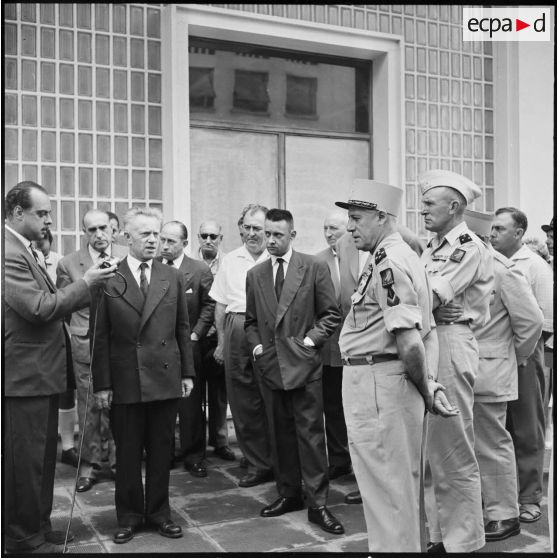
[375,247,387,264]
[459,233,472,244]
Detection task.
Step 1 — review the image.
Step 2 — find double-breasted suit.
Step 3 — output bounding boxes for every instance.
[314,247,351,470]
[56,244,128,471]
[245,250,341,506]
[5,227,86,551]
[92,257,195,527]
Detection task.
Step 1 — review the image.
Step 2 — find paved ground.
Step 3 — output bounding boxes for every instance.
[50,441,552,554]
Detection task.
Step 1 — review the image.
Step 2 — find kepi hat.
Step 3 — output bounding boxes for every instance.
[419,169,481,205]
[541,218,554,233]
[335,179,403,216]
[464,208,493,238]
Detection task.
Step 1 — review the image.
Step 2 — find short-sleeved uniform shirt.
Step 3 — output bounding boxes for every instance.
[421,221,494,329]
[339,232,435,357]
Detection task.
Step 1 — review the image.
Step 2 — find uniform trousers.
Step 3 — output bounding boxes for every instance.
[260,378,329,507]
[473,401,519,520]
[73,336,115,473]
[5,394,59,552]
[322,365,351,468]
[110,399,179,528]
[223,313,271,474]
[506,337,547,504]
[342,360,424,553]
[425,324,485,553]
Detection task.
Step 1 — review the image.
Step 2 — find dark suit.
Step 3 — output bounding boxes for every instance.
[56,245,128,471]
[161,256,215,465]
[245,250,341,506]
[4,228,86,551]
[92,258,195,527]
[315,247,351,469]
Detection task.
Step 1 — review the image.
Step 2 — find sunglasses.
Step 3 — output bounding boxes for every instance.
[200,233,220,240]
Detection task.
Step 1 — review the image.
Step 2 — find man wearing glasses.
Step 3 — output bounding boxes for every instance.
[209,205,274,488]
[56,209,128,492]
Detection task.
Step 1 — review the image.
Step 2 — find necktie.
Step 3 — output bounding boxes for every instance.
[275,258,284,301]
[139,262,149,300]
[99,252,108,261]
[167,259,174,266]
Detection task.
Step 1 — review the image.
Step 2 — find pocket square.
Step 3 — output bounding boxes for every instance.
[186,288,193,294]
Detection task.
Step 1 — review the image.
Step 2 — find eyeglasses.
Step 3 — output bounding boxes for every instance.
[200,233,220,240]
[86,225,108,233]
[242,225,263,232]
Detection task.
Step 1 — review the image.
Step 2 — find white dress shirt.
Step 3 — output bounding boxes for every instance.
[271,248,292,284]
[162,252,184,269]
[127,255,153,289]
[88,244,112,264]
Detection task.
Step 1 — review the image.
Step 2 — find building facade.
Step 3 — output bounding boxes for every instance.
[4,4,554,255]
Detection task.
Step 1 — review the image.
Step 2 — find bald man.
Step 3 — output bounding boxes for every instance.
[315,211,352,479]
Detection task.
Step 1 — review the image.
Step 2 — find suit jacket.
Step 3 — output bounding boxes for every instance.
[91,258,195,404]
[158,255,215,339]
[245,250,341,391]
[473,249,543,402]
[4,228,88,396]
[314,247,342,367]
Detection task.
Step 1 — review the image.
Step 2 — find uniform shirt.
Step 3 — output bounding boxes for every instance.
[509,244,553,333]
[421,221,494,329]
[339,232,435,357]
[209,244,269,313]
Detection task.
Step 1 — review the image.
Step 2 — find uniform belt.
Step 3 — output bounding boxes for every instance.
[341,354,399,366]
[435,319,470,326]
[228,311,246,316]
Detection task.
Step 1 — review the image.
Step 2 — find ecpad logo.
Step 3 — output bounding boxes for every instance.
[463,8,551,42]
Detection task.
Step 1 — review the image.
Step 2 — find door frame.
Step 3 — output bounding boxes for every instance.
[162,4,403,230]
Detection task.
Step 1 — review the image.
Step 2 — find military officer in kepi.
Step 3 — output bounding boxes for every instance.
[335,179,457,553]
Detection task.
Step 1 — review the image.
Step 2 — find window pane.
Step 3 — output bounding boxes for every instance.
[115,169,128,197]
[41,97,56,127]
[132,170,146,198]
[113,4,126,33]
[78,32,92,63]
[79,134,93,163]
[113,36,127,66]
[42,131,57,162]
[147,9,161,38]
[59,30,74,61]
[41,4,56,24]
[148,106,161,135]
[60,133,75,163]
[79,168,93,197]
[131,72,144,101]
[21,3,36,22]
[59,4,73,27]
[97,135,111,164]
[78,66,92,96]
[95,4,110,31]
[5,23,17,55]
[6,94,18,125]
[42,167,56,195]
[148,73,161,103]
[115,137,128,166]
[132,138,145,167]
[5,129,18,160]
[233,70,269,112]
[21,25,36,56]
[22,60,37,91]
[113,70,127,100]
[96,34,110,65]
[60,98,74,128]
[61,167,75,196]
[131,38,144,68]
[97,168,111,197]
[41,27,55,58]
[78,100,92,129]
[96,68,110,98]
[59,64,74,94]
[286,75,317,116]
[77,3,91,28]
[5,164,19,188]
[5,58,18,90]
[114,103,128,132]
[22,95,37,126]
[96,102,110,131]
[41,62,55,93]
[130,6,144,35]
[131,104,145,133]
[149,139,162,168]
[23,165,38,182]
[147,41,161,70]
[149,171,163,200]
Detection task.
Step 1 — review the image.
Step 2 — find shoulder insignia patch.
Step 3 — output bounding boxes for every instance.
[459,233,472,244]
[357,263,374,294]
[449,248,466,263]
[375,248,387,264]
[380,268,394,288]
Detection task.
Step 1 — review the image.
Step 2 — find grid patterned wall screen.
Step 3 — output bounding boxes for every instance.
[209,4,495,236]
[4,3,163,254]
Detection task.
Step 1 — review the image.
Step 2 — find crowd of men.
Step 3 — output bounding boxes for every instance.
[4,173,554,553]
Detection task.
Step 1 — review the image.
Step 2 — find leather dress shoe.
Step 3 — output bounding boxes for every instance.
[113,527,135,544]
[44,530,73,545]
[485,517,520,541]
[239,470,273,488]
[158,520,183,539]
[60,448,79,468]
[76,477,96,493]
[308,506,344,535]
[328,464,352,480]
[184,462,207,477]
[344,490,362,505]
[260,496,304,517]
[427,542,446,553]
[214,446,236,461]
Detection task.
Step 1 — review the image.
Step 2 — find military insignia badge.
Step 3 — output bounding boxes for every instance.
[449,248,466,263]
[357,263,374,294]
[375,248,387,264]
[380,268,394,288]
[459,233,472,244]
